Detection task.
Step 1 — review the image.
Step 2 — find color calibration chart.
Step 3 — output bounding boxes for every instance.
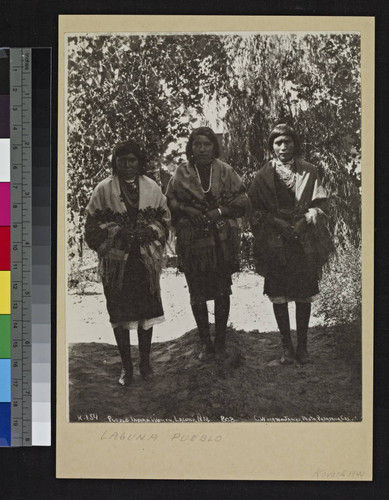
[0,48,51,446]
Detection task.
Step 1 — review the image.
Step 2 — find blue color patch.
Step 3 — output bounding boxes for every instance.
[0,359,10,401]
[0,402,10,446]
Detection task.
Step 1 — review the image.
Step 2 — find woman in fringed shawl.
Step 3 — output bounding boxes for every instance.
[166,127,248,360]
[85,140,171,386]
[248,124,334,365]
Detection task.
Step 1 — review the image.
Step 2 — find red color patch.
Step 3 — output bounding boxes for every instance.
[0,227,10,270]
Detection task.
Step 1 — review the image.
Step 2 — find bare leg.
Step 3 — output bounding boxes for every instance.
[191,302,214,358]
[138,326,153,381]
[296,302,311,364]
[113,326,133,386]
[273,303,294,364]
[214,294,230,357]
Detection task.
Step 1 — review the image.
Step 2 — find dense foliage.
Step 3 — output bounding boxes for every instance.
[67,34,228,257]
[313,244,362,326]
[221,34,361,248]
[67,33,362,324]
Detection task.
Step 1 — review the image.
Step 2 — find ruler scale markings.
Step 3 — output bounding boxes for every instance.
[10,48,32,446]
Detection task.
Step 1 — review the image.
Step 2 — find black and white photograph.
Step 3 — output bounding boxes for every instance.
[64,28,363,425]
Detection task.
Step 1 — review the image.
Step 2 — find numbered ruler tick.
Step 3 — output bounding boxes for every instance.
[10,48,32,447]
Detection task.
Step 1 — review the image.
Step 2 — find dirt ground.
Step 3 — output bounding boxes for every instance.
[67,269,324,345]
[69,321,361,423]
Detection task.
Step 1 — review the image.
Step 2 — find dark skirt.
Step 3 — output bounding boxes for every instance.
[185,269,232,305]
[103,247,163,324]
[184,236,232,304]
[264,238,319,299]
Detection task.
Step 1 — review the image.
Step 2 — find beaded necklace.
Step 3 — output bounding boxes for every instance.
[274,158,296,191]
[194,162,213,194]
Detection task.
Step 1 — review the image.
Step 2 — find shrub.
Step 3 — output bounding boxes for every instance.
[239,229,255,271]
[314,243,361,325]
[68,249,99,293]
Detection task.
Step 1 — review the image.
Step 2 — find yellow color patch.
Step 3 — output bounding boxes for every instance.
[0,272,10,314]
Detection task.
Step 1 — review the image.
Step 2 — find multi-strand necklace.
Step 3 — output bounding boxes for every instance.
[194,161,213,193]
[274,158,296,191]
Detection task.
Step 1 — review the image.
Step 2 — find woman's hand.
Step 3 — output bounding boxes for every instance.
[273,217,294,240]
[182,206,202,218]
[181,206,207,228]
[117,227,136,249]
[206,208,222,223]
[137,226,158,243]
[292,218,307,238]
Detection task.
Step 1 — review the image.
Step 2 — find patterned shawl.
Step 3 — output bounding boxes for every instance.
[87,174,170,292]
[248,158,334,276]
[166,159,248,274]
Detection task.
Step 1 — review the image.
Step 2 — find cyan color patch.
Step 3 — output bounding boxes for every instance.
[0,359,10,401]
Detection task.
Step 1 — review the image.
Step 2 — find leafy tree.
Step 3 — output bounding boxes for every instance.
[67,33,362,323]
[217,34,361,324]
[67,34,228,258]
[221,34,361,248]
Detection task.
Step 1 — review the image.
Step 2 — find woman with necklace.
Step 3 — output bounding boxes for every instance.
[166,127,248,360]
[84,140,171,386]
[249,124,333,365]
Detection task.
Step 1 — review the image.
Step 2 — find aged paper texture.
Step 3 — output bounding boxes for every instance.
[57,15,374,479]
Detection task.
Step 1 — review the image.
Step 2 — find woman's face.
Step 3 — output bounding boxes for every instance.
[272,135,295,163]
[116,152,140,180]
[192,134,214,166]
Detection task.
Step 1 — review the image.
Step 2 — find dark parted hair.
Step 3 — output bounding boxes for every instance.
[111,140,147,175]
[268,123,301,156]
[185,126,220,161]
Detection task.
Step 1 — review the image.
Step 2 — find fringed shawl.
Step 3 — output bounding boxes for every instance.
[166,159,248,274]
[250,158,327,213]
[248,158,334,277]
[86,174,170,292]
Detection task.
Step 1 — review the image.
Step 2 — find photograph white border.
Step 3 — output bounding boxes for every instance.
[57,15,374,480]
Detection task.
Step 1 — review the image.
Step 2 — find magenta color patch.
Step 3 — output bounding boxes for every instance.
[0,183,10,226]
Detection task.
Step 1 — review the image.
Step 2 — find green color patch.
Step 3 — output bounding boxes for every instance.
[0,315,10,358]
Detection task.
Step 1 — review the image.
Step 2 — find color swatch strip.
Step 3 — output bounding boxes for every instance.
[0,48,51,446]
[0,47,11,447]
[10,47,32,446]
[31,48,51,446]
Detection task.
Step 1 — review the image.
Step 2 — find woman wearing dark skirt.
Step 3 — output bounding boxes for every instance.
[248,124,333,365]
[166,127,248,360]
[85,140,170,385]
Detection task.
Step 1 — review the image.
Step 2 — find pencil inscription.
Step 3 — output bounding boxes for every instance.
[100,431,158,441]
[313,469,365,479]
